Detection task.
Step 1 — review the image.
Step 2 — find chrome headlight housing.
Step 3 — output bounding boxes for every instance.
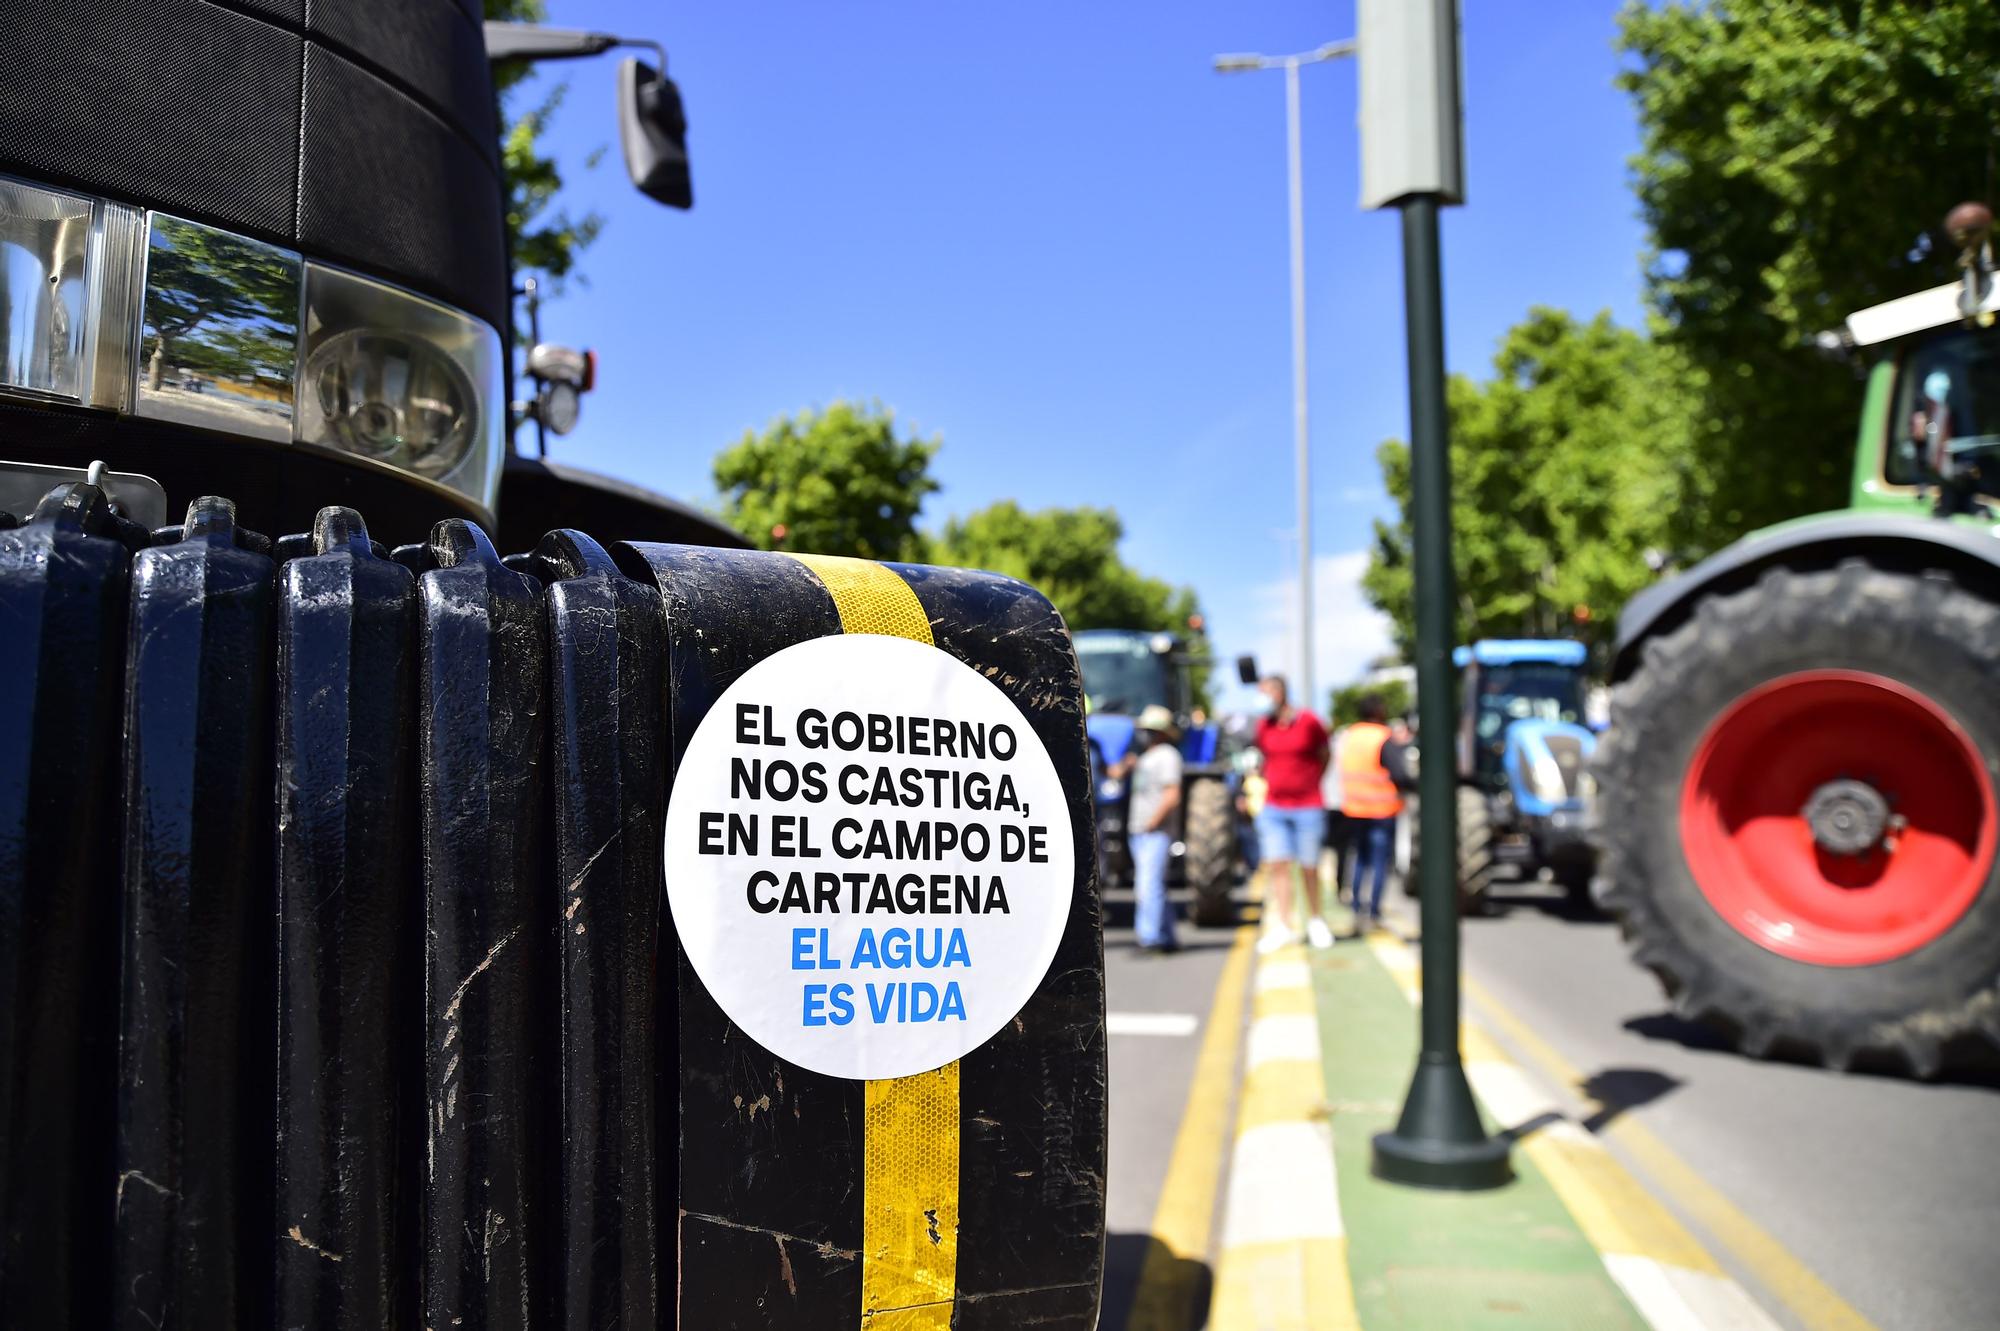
[0,178,92,401]
[297,264,500,503]
[0,173,504,514]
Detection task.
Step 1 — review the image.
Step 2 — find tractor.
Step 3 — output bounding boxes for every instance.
[1445,640,1599,910]
[1075,629,1240,926]
[1594,202,2000,1076]
[0,9,740,552]
[0,9,1113,1326]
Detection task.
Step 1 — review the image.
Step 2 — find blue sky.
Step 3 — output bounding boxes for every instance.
[527,0,1649,710]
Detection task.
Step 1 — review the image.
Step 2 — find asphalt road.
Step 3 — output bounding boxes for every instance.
[1095,873,2000,1331]
[1464,879,2000,1331]
[1098,890,1237,1331]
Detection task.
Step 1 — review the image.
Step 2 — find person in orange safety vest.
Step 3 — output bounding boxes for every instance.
[1337,695,1415,932]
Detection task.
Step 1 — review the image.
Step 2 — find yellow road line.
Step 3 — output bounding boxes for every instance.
[785,552,960,1329]
[1463,971,1880,1331]
[1125,926,1256,1331]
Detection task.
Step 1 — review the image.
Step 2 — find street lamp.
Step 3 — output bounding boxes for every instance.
[1214,41,1355,711]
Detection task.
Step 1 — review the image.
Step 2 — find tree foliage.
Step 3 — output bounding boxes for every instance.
[1619,0,2000,544]
[935,501,1210,705]
[706,404,1210,697]
[1363,310,1698,656]
[934,502,1197,632]
[714,402,941,561]
[1364,2,2000,655]
[1328,677,1412,729]
[487,0,604,286]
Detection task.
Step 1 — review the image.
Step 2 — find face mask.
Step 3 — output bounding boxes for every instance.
[1247,693,1275,717]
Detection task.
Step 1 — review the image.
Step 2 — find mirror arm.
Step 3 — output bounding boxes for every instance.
[484,24,667,72]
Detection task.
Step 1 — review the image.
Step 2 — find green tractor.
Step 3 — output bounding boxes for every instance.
[1595,203,2000,1075]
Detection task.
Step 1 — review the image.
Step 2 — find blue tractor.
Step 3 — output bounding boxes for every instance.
[1074,629,1240,926]
[1445,640,1600,909]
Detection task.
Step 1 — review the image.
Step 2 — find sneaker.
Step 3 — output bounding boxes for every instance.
[1306,916,1335,949]
[1256,929,1300,956]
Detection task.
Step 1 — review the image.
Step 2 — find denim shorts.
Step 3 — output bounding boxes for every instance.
[1256,804,1324,864]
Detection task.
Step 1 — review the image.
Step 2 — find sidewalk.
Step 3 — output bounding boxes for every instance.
[1205,912,1789,1331]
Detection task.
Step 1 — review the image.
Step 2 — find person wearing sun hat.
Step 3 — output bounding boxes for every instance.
[1120,703,1185,954]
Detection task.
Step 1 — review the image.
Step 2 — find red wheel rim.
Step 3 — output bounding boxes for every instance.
[1680,670,1996,966]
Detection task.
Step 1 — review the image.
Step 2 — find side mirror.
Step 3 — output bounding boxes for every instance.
[619,58,693,209]
[1236,654,1259,686]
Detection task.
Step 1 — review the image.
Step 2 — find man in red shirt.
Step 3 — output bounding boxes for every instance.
[1253,675,1332,952]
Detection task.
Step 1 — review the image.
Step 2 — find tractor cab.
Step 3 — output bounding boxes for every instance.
[1075,629,1214,767]
[1455,640,1590,795]
[1844,202,2000,520]
[1447,639,1598,905]
[1074,628,1239,924]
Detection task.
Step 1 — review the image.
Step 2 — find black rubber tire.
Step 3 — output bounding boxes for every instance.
[1455,784,1496,912]
[1595,559,2000,1076]
[1185,776,1237,927]
[1553,860,1596,911]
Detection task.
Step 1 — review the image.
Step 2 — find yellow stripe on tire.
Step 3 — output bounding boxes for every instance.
[785,552,959,1329]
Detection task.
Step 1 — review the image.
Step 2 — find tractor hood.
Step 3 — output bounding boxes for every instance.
[1087,712,1138,774]
[1504,718,1596,817]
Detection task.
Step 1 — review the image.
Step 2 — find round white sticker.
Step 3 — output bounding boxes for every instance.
[663,633,1076,1081]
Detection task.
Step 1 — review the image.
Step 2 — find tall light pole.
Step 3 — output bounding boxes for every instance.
[1353,0,1509,1192]
[1215,41,1354,710]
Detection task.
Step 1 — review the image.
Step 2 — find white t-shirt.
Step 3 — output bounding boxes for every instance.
[1130,741,1184,836]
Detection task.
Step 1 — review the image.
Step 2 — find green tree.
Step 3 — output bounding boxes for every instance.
[1328,677,1412,729]
[488,0,604,285]
[935,501,1211,703]
[933,502,1190,630]
[714,402,941,560]
[1362,309,1699,656]
[1619,0,2000,546]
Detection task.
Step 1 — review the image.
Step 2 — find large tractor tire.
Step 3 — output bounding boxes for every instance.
[1455,784,1497,912]
[1596,560,2000,1076]
[1185,776,1237,927]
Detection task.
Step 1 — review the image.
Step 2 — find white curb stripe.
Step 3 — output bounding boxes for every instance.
[1254,959,1310,992]
[1603,1254,1787,1331]
[1462,1058,1593,1145]
[1220,1120,1343,1248]
[1245,1013,1320,1068]
[1106,1011,1199,1037]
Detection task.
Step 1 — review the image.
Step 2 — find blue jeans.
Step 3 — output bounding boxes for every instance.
[1130,830,1177,947]
[1348,816,1396,919]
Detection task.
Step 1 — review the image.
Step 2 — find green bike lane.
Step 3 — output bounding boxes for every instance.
[1193,917,1809,1331]
[1310,938,1648,1330]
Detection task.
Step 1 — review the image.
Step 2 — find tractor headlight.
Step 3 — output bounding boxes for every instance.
[1523,749,1567,803]
[0,174,504,514]
[135,214,302,443]
[297,263,501,503]
[0,177,143,407]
